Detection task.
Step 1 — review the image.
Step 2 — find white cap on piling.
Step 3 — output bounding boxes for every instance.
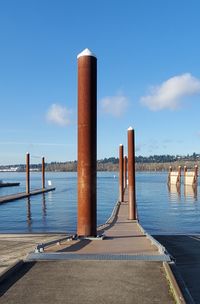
[127,126,133,131]
[77,48,96,59]
[119,144,123,146]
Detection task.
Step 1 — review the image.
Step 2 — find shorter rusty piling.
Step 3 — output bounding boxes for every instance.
[127,127,136,220]
[184,166,187,175]
[195,165,198,177]
[119,144,124,202]
[168,166,172,184]
[26,152,30,194]
[124,156,128,190]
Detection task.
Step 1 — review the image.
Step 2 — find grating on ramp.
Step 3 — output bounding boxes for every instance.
[26,252,171,262]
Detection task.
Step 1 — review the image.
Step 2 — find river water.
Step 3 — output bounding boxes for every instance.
[0,171,199,234]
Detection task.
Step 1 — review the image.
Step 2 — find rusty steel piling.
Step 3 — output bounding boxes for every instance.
[127,127,136,220]
[168,166,172,184]
[77,48,97,237]
[26,153,30,194]
[119,144,124,202]
[124,156,128,190]
[184,166,187,175]
[195,165,198,177]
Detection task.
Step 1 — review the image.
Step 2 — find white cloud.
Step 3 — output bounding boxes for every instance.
[46,104,71,126]
[100,94,128,117]
[140,73,200,111]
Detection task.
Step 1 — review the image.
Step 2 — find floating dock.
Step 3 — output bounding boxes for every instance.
[0,187,55,204]
[0,182,20,188]
[0,198,184,304]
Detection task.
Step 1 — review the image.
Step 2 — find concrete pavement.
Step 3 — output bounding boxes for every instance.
[0,261,174,304]
[155,235,200,303]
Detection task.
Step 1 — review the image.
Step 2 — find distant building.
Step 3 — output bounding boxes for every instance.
[0,167,19,172]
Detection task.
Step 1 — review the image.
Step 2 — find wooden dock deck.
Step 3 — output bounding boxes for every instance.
[0,187,55,204]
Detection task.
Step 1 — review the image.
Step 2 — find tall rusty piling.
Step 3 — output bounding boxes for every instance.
[119,144,124,202]
[26,152,30,194]
[77,48,97,237]
[42,157,45,189]
[127,127,136,220]
[124,156,127,189]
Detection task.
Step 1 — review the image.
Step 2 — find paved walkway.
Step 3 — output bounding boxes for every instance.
[0,260,174,304]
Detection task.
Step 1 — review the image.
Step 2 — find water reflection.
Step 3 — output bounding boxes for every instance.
[0,172,118,233]
[1,171,199,235]
[47,190,53,203]
[168,183,198,202]
[42,193,47,223]
[26,194,48,231]
[168,184,181,202]
[184,185,198,201]
[26,197,32,232]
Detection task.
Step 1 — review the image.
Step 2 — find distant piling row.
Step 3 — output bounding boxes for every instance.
[118,128,137,220]
[168,165,198,186]
[0,154,54,205]
[25,153,46,194]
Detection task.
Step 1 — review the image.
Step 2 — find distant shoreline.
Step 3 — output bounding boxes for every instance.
[0,160,199,173]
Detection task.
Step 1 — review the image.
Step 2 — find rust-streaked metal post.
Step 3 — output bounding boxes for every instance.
[178,165,181,184]
[26,152,30,194]
[77,48,97,237]
[42,157,45,189]
[128,127,136,220]
[178,166,181,175]
[184,166,187,175]
[124,156,127,189]
[195,165,198,177]
[119,144,124,202]
[168,166,172,184]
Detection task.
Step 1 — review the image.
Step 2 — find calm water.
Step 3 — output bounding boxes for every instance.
[0,171,200,234]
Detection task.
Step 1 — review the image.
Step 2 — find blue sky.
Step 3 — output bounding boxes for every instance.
[1,0,200,164]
